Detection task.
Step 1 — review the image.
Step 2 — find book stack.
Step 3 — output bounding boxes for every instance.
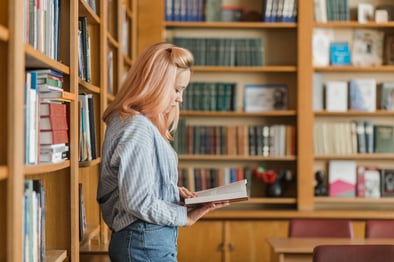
[39,102,69,163]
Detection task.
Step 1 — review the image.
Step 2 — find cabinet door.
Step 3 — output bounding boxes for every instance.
[178,221,224,262]
[227,221,288,262]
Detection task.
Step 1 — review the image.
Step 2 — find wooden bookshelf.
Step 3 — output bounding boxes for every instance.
[135,0,394,261]
[0,0,137,261]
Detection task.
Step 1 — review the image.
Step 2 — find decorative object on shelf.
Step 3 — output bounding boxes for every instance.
[357,3,374,23]
[380,169,394,197]
[314,170,328,196]
[352,29,384,67]
[244,84,288,112]
[253,166,293,198]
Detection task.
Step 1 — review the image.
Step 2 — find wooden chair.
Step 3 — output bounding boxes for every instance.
[313,244,394,262]
[288,219,353,238]
[366,220,394,238]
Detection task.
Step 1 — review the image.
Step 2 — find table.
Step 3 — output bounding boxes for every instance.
[267,238,394,262]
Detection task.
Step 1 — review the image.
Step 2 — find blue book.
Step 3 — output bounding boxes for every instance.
[330,42,351,65]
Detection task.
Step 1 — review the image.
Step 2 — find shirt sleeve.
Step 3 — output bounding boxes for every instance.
[114,119,187,226]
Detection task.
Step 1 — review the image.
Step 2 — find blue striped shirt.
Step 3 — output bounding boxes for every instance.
[97,113,187,232]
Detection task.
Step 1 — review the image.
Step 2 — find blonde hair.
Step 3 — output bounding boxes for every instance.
[103,42,194,139]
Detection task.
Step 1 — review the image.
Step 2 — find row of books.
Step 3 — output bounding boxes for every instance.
[24,69,71,165]
[328,161,394,198]
[23,179,45,262]
[172,37,264,66]
[182,82,237,111]
[24,0,61,60]
[263,0,298,22]
[172,123,296,157]
[78,93,98,162]
[314,121,394,155]
[165,0,203,22]
[78,16,92,83]
[314,76,394,112]
[313,29,387,67]
[178,166,252,193]
[314,0,349,22]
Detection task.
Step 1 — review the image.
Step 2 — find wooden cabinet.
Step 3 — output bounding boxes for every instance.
[178,220,288,262]
[0,0,136,261]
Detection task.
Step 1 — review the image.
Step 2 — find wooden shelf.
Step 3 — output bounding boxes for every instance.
[193,65,297,72]
[314,197,394,211]
[181,110,297,117]
[179,155,296,161]
[315,154,394,160]
[248,197,297,204]
[46,250,67,262]
[107,94,115,101]
[315,110,394,116]
[205,210,394,219]
[79,157,101,168]
[25,44,70,75]
[80,224,101,247]
[315,21,394,28]
[79,79,101,94]
[24,161,71,176]
[79,0,100,24]
[165,21,297,29]
[0,24,9,41]
[314,65,394,72]
[80,242,109,254]
[107,33,119,48]
[0,166,8,180]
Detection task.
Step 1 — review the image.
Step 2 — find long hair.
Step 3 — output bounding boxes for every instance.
[102,42,194,139]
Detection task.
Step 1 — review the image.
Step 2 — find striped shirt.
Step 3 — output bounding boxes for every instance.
[97,113,187,232]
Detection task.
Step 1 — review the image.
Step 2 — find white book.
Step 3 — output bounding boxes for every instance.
[325,81,348,112]
[185,179,249,206]
[349,78,376,112]
[313,28,333,66]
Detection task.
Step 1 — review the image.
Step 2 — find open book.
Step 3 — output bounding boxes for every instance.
[185,179,249,206]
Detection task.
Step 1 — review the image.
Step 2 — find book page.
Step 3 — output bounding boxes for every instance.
[185,179,248,205]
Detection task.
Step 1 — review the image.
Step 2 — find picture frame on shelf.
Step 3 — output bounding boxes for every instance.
[243,84,288,112]
[380,82,394,110]
[380,169,394,197]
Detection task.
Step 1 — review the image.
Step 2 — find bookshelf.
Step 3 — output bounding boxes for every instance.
[133,0,394,261]
[0,0,136,261]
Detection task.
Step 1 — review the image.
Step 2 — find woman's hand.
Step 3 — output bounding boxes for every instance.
[178,186,197,204]
[184,201,230,227]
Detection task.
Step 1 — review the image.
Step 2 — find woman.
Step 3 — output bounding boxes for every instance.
[97,42,229,262]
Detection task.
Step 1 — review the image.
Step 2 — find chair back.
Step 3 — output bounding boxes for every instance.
[366,220,394,238]
[289,219,353,238]
[313,244,394,262]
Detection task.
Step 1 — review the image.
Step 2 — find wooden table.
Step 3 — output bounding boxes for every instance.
[267,238,394,262]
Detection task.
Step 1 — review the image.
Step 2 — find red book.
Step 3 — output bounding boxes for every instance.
[40,115,68,131]
[40,130,69,145]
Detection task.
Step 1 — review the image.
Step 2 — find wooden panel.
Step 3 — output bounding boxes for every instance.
[0,42,7,165]
[178,221,224,262]
[229,220,288,262]
[136,0,164,54]
[79,165,101,229]
[0,181,6,261]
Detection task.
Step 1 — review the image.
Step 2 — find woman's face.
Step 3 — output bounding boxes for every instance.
[168,69,191,110]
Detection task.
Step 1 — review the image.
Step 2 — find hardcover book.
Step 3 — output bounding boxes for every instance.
[380,82,394,110]
[325,80,348,112]
[184,179,249,206]
[328,160,357,197]
[330,42,351,65]
[349,78,376,112]
[374,125,394,153]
